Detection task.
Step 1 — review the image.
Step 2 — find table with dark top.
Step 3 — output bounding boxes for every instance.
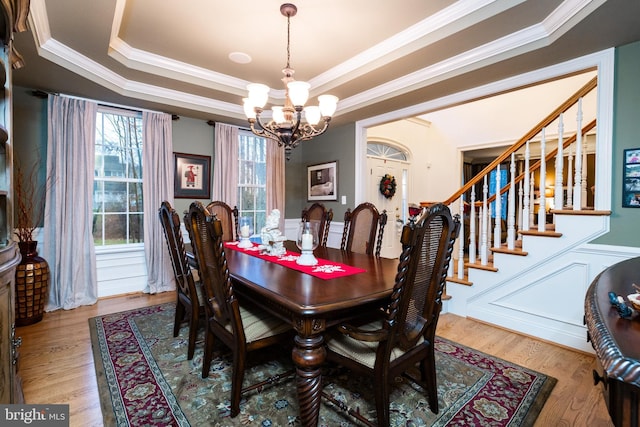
[224,242,398,427]
[585,256,640,427]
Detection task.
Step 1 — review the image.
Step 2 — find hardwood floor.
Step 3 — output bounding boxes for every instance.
[15,291,612,427]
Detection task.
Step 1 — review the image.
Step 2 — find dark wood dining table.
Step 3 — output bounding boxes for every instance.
[221,241,399,427]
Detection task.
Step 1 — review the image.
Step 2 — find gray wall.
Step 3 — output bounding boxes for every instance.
[171,117,214,215]
[593,40,640,246]
[13,88,46,227]
[284,123,356,221]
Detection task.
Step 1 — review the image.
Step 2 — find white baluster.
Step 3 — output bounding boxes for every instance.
[529,172,535,227]
[581,137,588,208]
[487,204,493,257]
[567,144,574,207]
[554,113,564,210]
[480,176,488,266]
[517,181,523,232]
[507,153,516,250]
[458,197,465,279]
[493,164,502,248]
[469,186,476,264]
[573,98,583,210]
[538,128,547,232]
[522,140,531,231]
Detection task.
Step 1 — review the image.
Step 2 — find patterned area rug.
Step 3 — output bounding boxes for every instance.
[89,303,556,426]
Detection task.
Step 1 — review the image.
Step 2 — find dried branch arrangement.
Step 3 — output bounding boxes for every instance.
[14,161,48,243]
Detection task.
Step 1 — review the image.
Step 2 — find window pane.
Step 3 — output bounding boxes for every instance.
[129,182,143,212]
[256,187,266,210]
[104,181,127,212]
[93,181,104,212]
[92,214,103,245]
[256,162,266,185]
[103,214,127,244]
[255,211,266,232]
[240,187,255,210]
[130,213,144,243]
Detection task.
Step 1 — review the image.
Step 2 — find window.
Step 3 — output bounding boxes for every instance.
[237,131,267,233]
[93,107,144,246]
[367,143,407,161]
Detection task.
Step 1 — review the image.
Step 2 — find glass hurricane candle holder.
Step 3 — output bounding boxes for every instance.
[296,221,319,266]
[238,216,254,248]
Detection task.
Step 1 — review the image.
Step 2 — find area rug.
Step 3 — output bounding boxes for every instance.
[89,303,556,426]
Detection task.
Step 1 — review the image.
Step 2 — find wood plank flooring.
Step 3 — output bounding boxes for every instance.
[15,291,613,427]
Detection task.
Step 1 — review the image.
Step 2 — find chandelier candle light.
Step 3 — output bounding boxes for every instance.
[242,3,338,160]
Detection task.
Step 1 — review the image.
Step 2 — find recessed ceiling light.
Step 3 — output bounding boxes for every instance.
[229,52,252,64]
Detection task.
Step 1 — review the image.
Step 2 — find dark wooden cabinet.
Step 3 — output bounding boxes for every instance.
[585,256,640,427]
[0,0,29,404]
[0,244,21,403]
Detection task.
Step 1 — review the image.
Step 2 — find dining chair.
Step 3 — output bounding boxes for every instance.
[301,202,333,246]
[341,202,388,256]
[324,203,460,427]
[158,201,203,360]
[184,201,295,417]
[205,200,239,241]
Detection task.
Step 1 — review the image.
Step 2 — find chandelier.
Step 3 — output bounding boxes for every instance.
[242,3,338,160]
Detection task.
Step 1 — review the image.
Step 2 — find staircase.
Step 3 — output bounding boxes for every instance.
[437,76,612,353]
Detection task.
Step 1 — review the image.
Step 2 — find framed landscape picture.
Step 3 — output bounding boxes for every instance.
[174,152,211,199]
[622,148,640,207]
[307,161,337,201]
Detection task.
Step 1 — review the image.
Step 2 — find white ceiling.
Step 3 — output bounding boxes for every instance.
[422,70,597,153]
[11,0,640,126]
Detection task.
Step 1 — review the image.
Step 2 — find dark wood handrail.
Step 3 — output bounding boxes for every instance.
[442,76,597,206]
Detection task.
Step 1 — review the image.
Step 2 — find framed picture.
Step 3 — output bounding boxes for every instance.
[622,148,640,207]
[174,152,211,199]
[307,161,337,201]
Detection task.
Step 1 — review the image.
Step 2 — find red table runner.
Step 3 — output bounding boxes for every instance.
[224,241,366,280]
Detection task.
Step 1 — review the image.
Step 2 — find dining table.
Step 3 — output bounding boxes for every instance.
[215,241,399,427]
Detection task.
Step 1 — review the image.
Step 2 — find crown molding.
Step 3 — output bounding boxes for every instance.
[27,0,604,121]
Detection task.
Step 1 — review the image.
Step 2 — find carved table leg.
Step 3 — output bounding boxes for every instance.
[292,318,326,427]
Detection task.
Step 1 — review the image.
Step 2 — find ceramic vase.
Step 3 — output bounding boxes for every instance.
[15,241,50,326]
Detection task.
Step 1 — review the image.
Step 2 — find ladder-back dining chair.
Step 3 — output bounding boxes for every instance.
[158,201,203,360]
[324,203,460,426]
[184,201,295,417]
[301,202,333,247]
[205,200,239,242]
[341,202,388,256]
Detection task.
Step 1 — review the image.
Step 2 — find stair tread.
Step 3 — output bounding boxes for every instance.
[519,229,562,237]
[447,275,473,286]
[465,260,498,272]
[492,246,528,256]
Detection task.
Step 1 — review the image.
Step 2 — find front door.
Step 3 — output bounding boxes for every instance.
[366,156,407,259]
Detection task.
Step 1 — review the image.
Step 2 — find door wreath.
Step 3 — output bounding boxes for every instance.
[379,173,397,199]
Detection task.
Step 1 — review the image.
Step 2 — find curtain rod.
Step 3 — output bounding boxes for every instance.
[32,89,250,127]
[31,89,172,117]
[206,120,251,132]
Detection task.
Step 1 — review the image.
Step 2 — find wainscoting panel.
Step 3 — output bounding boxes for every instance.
[96,247,147,298]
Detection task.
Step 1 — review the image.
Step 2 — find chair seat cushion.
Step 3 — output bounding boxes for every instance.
[327,320,423,369]
[230,304,291,342]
